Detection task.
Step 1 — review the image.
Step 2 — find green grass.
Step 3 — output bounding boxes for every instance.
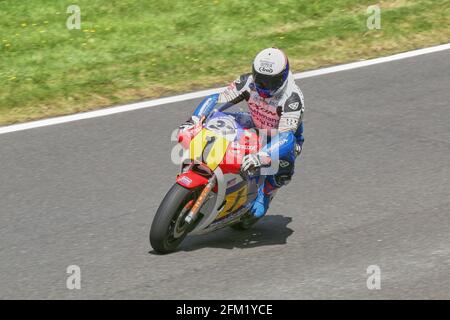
[0,0,449,125]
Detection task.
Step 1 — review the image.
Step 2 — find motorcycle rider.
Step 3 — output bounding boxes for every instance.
[179,48,305,219]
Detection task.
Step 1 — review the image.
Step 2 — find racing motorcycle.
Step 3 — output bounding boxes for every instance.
[150,103,267,254]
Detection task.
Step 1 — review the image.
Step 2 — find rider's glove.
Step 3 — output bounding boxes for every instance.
[241,152,271,172]
[179,116,201,132]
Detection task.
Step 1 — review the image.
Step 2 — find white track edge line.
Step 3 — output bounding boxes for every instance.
[1,43,449,135]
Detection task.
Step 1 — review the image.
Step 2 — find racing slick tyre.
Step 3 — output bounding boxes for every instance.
[150,183,200,254]
[230,212,259,231]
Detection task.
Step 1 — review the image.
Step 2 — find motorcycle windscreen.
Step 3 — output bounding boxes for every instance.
[189,128,230,171]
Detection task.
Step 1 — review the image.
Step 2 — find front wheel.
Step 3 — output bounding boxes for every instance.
[150,183,200,254]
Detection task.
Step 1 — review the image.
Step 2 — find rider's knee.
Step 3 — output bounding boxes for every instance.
[267,159,295,188]
[274,173,293,187]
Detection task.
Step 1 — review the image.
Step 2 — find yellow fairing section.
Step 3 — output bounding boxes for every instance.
[216,184,248,220]
[189,129,230,170]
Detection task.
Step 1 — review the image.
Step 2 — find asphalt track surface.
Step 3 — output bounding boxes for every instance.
[1,50,449,299]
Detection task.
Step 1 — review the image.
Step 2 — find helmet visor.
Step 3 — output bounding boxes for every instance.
[252,64,288,97]
[253,69,285,91]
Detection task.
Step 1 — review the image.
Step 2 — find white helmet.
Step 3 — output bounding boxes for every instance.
[252,48,289,98]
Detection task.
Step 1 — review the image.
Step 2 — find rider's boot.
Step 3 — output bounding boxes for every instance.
[250,179,277,218]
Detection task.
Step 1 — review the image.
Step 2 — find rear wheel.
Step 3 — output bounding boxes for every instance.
[150,183,200,254]
[230,212,259,230]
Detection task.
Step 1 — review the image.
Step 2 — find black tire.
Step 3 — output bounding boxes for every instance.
[150,183,200,254]
[230,213,259,231]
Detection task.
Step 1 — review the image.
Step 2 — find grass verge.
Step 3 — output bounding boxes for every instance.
[0,0,449,125]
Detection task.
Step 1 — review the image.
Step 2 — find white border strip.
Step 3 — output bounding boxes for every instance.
[1,43,449,135]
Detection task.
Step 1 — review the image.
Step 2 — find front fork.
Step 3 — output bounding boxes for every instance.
[184,176,216,224]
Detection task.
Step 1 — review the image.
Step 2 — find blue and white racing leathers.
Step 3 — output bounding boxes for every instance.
[191,71,305,194]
